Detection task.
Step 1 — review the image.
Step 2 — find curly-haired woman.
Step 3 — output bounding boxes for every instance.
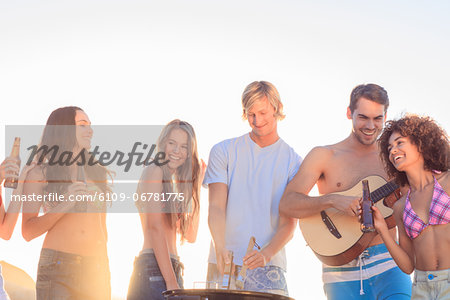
[375,114,449,299]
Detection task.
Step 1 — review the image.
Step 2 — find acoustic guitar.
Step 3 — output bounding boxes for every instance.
[298,175,400,266]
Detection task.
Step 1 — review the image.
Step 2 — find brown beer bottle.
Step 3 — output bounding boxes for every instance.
[221,251,234,289]
[77,165,86,183]
[4,137,21,189]
[361,180,375,232]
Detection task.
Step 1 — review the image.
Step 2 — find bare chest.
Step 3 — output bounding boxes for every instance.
[317,152,386,194]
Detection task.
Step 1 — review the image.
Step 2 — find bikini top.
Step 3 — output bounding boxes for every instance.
[403,176,450,239]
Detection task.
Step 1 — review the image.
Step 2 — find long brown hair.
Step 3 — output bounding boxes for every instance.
[157,119,200,242]
[37,106,111,200]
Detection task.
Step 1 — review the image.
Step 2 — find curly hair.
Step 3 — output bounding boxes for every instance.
[378,115,449,186]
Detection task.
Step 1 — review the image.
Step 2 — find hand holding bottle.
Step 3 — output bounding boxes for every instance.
[0,158,20,185]
[4,137,21,189]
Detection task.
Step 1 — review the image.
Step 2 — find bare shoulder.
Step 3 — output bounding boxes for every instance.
[304,145,335,163]
[436,171,450,193]
[138,165,164,193]
[294,146,336,177]
[300,144,343,173]
[137,165,165,201]
[141,164,164,181]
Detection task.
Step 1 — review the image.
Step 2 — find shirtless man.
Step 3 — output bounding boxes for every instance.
[280,84,412,299]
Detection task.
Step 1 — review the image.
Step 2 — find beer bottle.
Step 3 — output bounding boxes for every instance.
[75,165,88,212]
[77,165,86,183]
[221,251,234,289]
[361,180,375,232]
[4,137,21,189]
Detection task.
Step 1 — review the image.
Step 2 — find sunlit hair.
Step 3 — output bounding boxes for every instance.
[37,106,111,199]
[241,81,285,121]
[157,119,201,243]
[349,83,389,114]
[378,114,449,186]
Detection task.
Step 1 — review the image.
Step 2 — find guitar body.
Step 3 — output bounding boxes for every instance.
[299,175,400,266]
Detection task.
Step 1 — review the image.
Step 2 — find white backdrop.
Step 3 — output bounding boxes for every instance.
[1,1,449,299]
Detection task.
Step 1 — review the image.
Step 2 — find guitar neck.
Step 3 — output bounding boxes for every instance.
[370,181,398,203]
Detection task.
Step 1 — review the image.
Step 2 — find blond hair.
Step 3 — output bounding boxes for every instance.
[241,81,285,120]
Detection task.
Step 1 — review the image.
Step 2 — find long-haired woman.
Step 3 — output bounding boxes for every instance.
[21,106,112,300]
[374,115,449,299]
[127,119,205,300]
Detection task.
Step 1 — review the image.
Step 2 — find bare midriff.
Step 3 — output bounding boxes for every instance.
[43,212,107,256]
[413,224,450,271]
[141,214,178,257]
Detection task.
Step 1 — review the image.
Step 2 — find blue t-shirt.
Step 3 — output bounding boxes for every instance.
[203,133,302,270]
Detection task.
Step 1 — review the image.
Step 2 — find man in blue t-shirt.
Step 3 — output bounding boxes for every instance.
[203,81,302,295]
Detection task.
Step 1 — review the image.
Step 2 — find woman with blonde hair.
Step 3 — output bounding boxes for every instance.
[22,106,112,300]
[374,114,449,299]
[127,119,205,300]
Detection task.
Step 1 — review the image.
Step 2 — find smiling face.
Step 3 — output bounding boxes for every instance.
[246,97,278,141]
[347,97,386,146]
[75,110,93,151]
[164,128,189,171]
[388,132,423,172]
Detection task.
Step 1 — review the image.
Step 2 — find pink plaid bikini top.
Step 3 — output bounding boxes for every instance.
[403,176,450,239]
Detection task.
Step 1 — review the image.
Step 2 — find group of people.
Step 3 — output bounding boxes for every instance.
[0,81,448,300]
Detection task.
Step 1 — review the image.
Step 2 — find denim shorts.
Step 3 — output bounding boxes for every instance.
[412,268,450,300]
[127,249,184,300]
[36,248,111,300]
[206,263,288,296]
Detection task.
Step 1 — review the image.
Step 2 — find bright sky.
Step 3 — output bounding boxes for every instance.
[1,1,449,299]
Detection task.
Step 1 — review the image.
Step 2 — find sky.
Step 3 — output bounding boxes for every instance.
[1,1,449,299]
